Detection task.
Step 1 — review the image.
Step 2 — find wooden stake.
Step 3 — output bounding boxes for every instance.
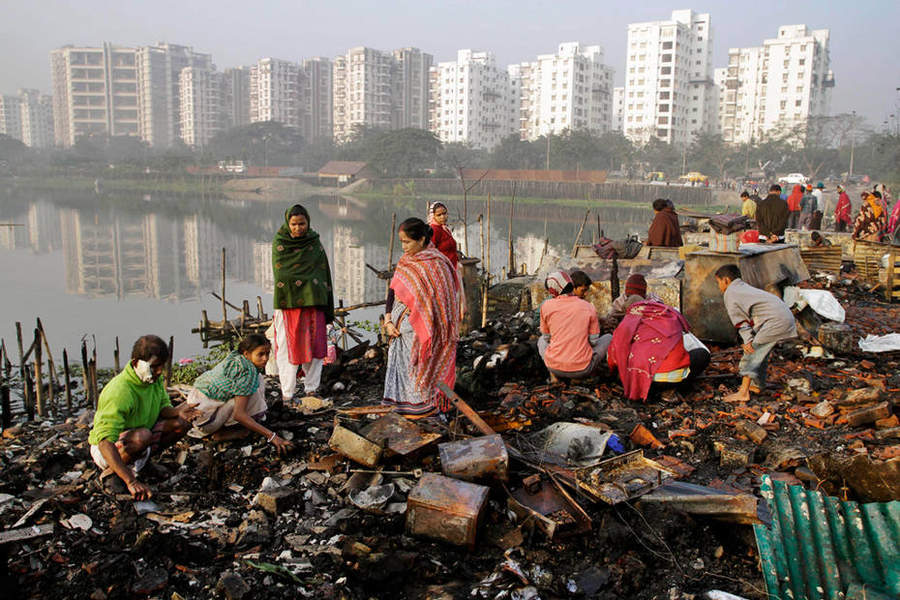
[165,336,174,386]
[81,341,91,409]
[62,348,72,414]
[507,181,517,277]
[36,319,56,414]
[15,322,32,419]
[90,342,98,410]
[338,299,348,350]
[256,296,264,320]
[385,212,396,302]
[1,342,10,430]
[33,328,44,418]
[221,247,227,324]
[571,209,590,258]
[114,336,120,372]
[486,193,492,277]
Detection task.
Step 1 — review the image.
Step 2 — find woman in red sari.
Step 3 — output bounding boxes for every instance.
[383,218,461,416]
[428,202,458,268]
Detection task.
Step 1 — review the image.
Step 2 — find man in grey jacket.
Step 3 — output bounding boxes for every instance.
[715,264,797,403]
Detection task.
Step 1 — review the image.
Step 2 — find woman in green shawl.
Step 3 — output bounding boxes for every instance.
[271,204,334,401]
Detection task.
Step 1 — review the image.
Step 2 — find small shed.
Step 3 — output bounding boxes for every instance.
[317,161,373,186]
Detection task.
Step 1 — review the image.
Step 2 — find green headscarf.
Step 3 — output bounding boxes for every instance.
[272,207,334,322]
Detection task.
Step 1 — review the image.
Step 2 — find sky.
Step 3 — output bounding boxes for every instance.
[2,0,898,127]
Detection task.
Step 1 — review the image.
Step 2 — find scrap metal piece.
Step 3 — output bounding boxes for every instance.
[574,450,675,505]
[406,473,489,550]
[439,434,508,482]
[360,412,442,457]
[640,481,761,524]
[508,478,591,539]
[754,474,900,600]
[328,424,382,468]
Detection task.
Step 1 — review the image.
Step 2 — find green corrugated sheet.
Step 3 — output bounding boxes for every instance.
[754,475,900,600]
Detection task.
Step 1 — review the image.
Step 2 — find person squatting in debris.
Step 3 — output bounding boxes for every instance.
[607,273,662,324]
[646,198,683,247]
[715,265,797,403]
[538,270,612,382]
[606,297,709,401]
[270,204,335,402]
[809,231,832,247]
[383,217,461,416]
[186,334,293,454]
[88,335,200,500]
[755,184,790,243]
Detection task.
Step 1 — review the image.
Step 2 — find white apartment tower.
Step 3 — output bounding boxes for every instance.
[136,43,213,147]
[0,95,23,141]
[19,89,55,148]
[624,10,715,146]
[301,57,333,141]
[50,44,139,146]
[393,48,433,129]
[179,67,224,148]
[612,86,625,131]
[250,58,301,128]
[429,50,516,149]
[223,67,251,129]
[519,42,614,140]
[332,47,395,141]
[719,25,833,145]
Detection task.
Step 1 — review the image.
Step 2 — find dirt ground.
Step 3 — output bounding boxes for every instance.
[1,274,898,600]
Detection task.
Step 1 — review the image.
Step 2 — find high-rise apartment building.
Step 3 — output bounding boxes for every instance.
[301,57,333,141]
[179,66,225,148]
[250,58,301,128]
[393,48,433,129]
[223,67,251,129]
[50,43,139,146]
[136,43,212,147]
[333,47,395,140]
[719,25,833,145]
[518,42,614,140]
[0,95,23,141]
[19,89,55,148]
[612,87,625,132]
[429,49,517,149]
[624,10,716,146]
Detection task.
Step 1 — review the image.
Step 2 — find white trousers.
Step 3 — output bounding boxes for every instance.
[272,310,323,399]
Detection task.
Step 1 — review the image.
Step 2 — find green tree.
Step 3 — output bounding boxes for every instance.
[489,134,544,169]
[207,121,305,166]
[363,128,441,177]
[0,134,30,167]
[687,133,738,179]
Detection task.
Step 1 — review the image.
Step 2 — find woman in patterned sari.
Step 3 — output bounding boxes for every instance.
[852,192,886,242]
[271,204,334,402]
[383,218,460,416]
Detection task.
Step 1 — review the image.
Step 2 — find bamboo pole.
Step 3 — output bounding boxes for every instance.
[1,342,10,430]
[36,319,56,414]
[90,345,98,410]
[62,348,72,414]
[571,209,590,258]
[486,193,492,278]
[221,247,227,324]
[507,181,517,277]
[33,328,44,418]
[114,336,120,372]
[165,336,174,386]
[385,212,396,302]
[15,322,32,420]
[338,299,348,351]
[81,341,91,409]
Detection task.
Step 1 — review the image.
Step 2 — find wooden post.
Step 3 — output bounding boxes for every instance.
[81,341,91,409]
[385,212,396,302]
[165,336,174,386]
[507,182,516,277]
[221,247,227,325]
[241,300,251,331]
[23,364,34,422]
[33,328,44,418]
[114,336,120,372]
[90,344,98,410]
[1,342,10,430]
[36,319,56,414]
[486,193,492,278]
[571,209,590,258]
[338,299,347,351]
[15,322,32,419]
[611,255,620,300]
[62,348,72,414]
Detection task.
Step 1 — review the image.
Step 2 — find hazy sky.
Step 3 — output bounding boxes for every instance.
[2,0,898,126]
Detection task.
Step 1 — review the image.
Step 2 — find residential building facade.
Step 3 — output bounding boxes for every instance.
[179,66,224,148]
[429,49,516,149]
[393,47,433,129]
[719,25,833,145]
[250,58,301,128]
[50,43,139,146]
[623,10,716,146]
[222,67,251,129]
[612,86,625,132]
[332,47,395,140]
[301,57,333,141]
[19,89,55,148]
[0,95,23,141]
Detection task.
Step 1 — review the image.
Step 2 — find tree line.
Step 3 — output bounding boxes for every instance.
[1,113,897,185]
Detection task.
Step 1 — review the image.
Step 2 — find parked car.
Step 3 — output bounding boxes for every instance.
[678,171,708,183]
[779,173,808,185]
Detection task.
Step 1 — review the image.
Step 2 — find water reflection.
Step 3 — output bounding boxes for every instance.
[0,186,655,362]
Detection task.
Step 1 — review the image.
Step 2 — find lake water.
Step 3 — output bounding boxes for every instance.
[0,185,657,365]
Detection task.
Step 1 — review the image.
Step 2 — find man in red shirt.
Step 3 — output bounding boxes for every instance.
[538,270,611,380]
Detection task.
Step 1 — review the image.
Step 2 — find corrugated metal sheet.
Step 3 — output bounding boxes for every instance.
[753,474,900,600]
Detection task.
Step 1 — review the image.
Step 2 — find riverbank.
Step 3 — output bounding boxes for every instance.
[3,174,224,195]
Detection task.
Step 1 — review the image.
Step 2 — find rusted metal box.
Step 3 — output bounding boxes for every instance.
[406,473,489,550]
[438,434,508,482]
[683,245,808,343]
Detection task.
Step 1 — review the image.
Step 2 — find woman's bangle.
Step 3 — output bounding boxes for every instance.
[267,431,277,443]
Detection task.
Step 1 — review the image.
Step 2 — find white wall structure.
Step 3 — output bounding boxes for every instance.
[429,49,516,149]
[624,10,715,146]
[612,86,625,131]
[719,25,833,145]
[19,89,55,148]
[519,42,614,140]
[301,57,333,141]
[250,58,301,128]
[333,47,395,141]
[179,66,224,148]
[0,95,23,141]
[393,48,433,129]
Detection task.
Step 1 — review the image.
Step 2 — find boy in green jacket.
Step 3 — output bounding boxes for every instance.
[88,335,199,499]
